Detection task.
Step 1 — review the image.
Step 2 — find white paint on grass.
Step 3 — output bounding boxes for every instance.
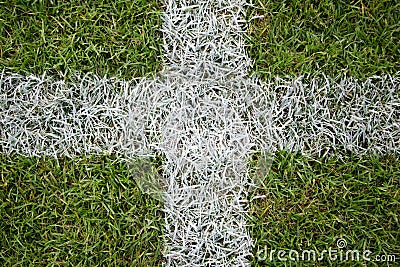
[2,73,398,159]
[133,1,258,264]
[1,0,399,266]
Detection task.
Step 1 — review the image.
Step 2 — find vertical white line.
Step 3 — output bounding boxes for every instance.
[159,1,255,265]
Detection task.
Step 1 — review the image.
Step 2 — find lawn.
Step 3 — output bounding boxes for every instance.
[0,155,163,266]
[1,0,399,266]
[250,152,399,266]
[0,0,163,79]
[247,0,400,79]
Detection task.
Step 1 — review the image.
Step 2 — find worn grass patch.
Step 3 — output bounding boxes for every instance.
[250,152,400,266]
[0,0,163,79]
[0,155,163,266]
[247,0,400,79]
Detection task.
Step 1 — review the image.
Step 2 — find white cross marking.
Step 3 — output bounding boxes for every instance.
[1,0,399,266]
[137,2,258,264]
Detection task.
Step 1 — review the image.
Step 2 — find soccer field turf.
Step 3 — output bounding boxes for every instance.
[1,0,399,266]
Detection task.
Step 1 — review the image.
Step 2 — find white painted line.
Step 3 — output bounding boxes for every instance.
[1,0,399,266]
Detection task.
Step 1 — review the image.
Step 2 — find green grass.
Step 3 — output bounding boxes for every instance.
[1,1,165,265]
[250,152,400,266]
[0,0,163,79]
[1,0,399,266]
[247,0,400,79]
[0,155,163,266]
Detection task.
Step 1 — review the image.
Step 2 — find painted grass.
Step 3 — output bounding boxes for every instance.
[1,0,399,266]
[2,154,398,266]
[1,1,165,265]
[247,0,400,79]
